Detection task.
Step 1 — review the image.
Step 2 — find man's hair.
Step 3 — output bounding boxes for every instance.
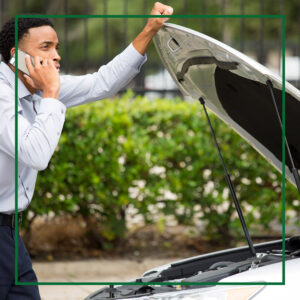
[0,17,54,64]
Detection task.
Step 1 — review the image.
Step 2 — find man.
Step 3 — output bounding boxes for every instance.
[0,2,173,299]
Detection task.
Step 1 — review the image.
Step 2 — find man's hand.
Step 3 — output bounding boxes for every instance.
[24,55,60,99]
[132,2,173,55]
[146,2,174,33]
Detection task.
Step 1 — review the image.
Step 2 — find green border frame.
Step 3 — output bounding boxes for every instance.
[14,14,286,286]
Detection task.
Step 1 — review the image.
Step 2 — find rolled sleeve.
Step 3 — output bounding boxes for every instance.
[59,43,147,108]
[120,43,147,71]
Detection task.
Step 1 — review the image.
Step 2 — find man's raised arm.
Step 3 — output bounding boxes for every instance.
[132,2,173,55]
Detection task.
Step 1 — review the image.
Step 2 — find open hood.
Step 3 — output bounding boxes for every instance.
[153,23,300,187]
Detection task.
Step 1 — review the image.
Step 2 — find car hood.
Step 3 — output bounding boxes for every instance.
[153,23,300,186]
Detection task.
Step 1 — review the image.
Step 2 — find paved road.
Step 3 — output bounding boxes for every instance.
[33,258,182,300]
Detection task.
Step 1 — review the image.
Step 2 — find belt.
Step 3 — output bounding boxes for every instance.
[0,213,22,228]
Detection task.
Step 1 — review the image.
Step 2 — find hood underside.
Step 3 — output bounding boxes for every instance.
[153,23,300,186]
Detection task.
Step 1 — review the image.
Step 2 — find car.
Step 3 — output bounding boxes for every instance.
[85,23,300,300]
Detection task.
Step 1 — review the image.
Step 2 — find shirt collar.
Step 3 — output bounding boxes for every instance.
[0,61,32,99]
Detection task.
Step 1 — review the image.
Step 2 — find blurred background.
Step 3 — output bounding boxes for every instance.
[1,0,300,280]
[1,0,300,92]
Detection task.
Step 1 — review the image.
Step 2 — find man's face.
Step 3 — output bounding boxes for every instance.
[17,25,61,72]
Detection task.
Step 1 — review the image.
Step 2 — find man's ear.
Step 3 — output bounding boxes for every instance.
[10,47,15,59]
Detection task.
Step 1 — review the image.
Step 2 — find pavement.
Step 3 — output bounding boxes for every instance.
[33,258,181,300]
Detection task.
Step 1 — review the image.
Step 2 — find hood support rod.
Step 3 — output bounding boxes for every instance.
[266,80,300,195]
[198,97,256,257]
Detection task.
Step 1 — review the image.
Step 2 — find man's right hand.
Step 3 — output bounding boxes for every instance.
[24,55,60,99]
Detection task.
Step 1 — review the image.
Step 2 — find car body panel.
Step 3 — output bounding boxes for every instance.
[220,259,299,299]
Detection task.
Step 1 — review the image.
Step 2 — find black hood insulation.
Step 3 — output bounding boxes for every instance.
[214,67,300,170]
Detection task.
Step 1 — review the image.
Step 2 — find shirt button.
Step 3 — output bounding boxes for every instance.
[26,187,29,191]
[61,109,64,114]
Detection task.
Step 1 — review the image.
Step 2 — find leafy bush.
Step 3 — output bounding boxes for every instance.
[28,92,299,247]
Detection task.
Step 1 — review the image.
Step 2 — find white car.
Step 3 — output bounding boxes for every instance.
[86,239,300,299]
[86,23,300,300]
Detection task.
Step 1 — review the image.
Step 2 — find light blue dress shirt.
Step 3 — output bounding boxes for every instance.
[0,43,146,214]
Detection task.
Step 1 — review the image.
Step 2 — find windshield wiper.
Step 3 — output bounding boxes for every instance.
[198,97,256,257]
[86,285,175,300]
[182,257,257,283]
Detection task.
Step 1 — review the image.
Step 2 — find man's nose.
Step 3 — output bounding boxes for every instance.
[52,49,61,62]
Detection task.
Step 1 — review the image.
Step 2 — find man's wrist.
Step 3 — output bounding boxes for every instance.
[43,88,59,99]
[142,24,158,37]
[132,26,157,56]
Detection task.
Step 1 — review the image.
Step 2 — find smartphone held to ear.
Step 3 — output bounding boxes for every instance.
[9,50,34,76]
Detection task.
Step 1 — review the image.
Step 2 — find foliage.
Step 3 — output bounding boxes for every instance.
[28,93,299,247]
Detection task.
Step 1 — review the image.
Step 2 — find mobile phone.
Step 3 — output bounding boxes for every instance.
[9,49,34,76]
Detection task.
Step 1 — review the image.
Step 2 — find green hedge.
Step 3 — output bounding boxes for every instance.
[28,92,299,246]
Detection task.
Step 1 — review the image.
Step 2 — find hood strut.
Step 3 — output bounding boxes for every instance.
[266,80,300,194]
[198,97,256,257]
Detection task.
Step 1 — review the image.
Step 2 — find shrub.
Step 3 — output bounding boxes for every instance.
[27,92,299,247]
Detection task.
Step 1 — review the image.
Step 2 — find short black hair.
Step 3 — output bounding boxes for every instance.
[0,17,54,64]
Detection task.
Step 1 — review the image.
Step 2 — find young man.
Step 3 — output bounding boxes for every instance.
[0,2,173,299]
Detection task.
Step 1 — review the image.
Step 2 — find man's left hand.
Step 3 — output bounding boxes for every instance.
[132,2,173,55]
[146,2,174,34]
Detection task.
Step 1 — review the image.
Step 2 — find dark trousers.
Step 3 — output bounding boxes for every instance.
[0,226,40,300]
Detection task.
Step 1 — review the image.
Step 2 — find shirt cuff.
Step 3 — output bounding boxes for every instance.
[38,98,66,116]
[122,43,147,71]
